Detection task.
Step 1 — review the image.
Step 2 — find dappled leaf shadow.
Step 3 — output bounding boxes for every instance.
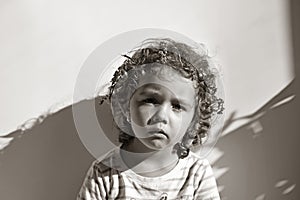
[215,79,299,200]
[0,100,102,200]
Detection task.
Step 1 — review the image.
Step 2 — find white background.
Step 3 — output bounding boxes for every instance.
[1,0,293,135]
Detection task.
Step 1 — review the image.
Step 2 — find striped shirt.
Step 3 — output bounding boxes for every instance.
[77,148,220,200]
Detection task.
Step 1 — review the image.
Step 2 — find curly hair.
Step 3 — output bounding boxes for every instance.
[100,38,224,154]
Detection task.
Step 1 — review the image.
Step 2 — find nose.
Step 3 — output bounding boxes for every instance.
[147,104,168,125]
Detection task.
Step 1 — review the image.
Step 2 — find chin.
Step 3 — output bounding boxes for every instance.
[141,140,171,151]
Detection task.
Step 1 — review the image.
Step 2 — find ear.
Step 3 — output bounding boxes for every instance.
[181,132,195,148]
[184,137,194,147]
[174,142,190,159]
[125,110,131,123]
[183,116,198,146]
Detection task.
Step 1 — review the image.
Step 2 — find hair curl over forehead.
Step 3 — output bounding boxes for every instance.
[100,38,224,148]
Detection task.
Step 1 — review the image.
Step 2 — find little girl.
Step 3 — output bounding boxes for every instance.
[77,38,224,200]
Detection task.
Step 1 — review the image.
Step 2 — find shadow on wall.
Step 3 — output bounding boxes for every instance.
[0,79,299,200]
[0,97,119,200]
[215,79,299,200]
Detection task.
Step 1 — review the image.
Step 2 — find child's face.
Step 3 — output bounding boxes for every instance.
[129,66,196,151]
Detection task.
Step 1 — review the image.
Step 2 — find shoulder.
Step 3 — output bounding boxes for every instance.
[185,151,211,170]
[77,148,121,200]
[183,151,216,183]
[185,152,220,199]
[90,147,123,176]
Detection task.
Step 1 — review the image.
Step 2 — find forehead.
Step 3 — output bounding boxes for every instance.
[134,65,196,99]
[139,63,192,83]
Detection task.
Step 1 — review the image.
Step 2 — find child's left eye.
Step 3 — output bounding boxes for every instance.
[172,103,183,111]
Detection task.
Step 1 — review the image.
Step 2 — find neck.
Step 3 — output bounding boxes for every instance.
[120,139,179,177]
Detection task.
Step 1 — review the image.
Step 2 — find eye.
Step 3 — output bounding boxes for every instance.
[142,97,158,104]
[172,103,183,111]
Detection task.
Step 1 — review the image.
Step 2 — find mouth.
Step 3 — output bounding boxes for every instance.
[148,129,168,139]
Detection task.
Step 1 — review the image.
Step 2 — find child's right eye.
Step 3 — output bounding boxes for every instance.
[142,98,157,104]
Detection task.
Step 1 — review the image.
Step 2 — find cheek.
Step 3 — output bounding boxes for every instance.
[172,112,195,134]
[130,105,152,126]
[185,111,195,124]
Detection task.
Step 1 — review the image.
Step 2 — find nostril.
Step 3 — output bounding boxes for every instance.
[147,117,167,125]
[159,193,168,200]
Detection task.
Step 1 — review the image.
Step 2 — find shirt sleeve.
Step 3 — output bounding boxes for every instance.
[77,162,107,200]
[194,159,221,200]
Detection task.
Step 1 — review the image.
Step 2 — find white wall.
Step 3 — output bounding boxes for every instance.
[1,0,293,134]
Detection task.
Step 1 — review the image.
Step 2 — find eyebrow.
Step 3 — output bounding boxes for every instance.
[173,98,194,109]
[138,86,161,96]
